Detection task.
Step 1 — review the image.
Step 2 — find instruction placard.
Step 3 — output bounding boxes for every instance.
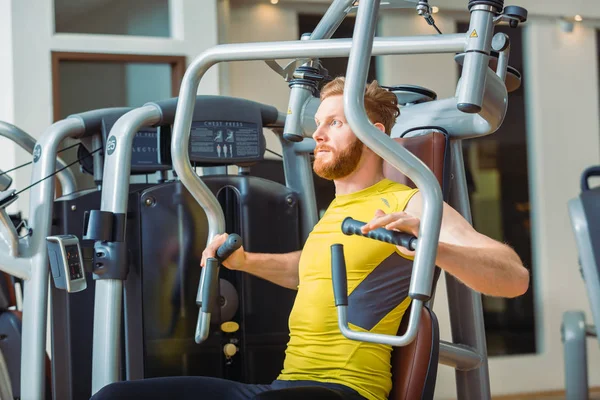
[189,121,260,161]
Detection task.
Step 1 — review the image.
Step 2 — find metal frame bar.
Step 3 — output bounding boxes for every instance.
[170,34,465,242]
[91,105,162,395]
[562,311,590,400]
[446,140,491,398]
[20,118,86,400]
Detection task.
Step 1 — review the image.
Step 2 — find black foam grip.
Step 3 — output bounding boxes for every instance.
[330,244,348,306]
[581,166,600,192]
[201,259,220,313]
[341,217,417,251]
[216,234,242,262]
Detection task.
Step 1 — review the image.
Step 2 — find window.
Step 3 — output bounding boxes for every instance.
[54,0,170,37]
[52,52,185,121]
[457,22,536,356]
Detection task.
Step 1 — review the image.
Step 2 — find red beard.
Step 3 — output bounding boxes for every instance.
[313,138,364,180]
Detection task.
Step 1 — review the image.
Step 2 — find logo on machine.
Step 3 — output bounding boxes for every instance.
[106,136,117,156]
[33,145,42,163]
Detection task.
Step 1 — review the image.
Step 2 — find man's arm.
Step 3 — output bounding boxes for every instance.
[362,192,530,298]
[239,251,301,290]
[201,233,301,290]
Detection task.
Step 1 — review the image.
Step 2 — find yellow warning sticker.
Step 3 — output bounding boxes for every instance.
[470,29,478,38]
[287,108,292,114]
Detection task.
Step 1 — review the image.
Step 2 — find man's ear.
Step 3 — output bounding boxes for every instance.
[373,122,386,134]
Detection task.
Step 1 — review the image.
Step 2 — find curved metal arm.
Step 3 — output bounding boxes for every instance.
[0,121,77,196]
[171,36,465,225]
[337,301,424,346]
[343,0,442,302]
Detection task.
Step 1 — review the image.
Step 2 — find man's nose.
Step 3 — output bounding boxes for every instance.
[312,125,326,142]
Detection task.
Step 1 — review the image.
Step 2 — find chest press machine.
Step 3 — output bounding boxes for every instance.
[165,0,527,399]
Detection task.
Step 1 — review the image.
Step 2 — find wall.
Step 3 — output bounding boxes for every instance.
[223,1,600,398]
[226,3,302,159]
[0,0,18,214]
[5,0,220,216]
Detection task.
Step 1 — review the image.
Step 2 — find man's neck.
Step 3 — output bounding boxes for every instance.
[333,167,385,196]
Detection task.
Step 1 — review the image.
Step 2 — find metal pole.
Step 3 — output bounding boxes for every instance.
[91,106,161,395]
[562,311,589,400]
[20,118,86,400]
[446,140,491,399]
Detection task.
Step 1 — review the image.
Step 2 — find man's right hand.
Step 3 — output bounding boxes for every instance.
[200,233,246,271]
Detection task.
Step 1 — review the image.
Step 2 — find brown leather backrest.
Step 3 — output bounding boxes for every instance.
[383,132,448,192]
[383,132,446,399]
[389,306,439,400]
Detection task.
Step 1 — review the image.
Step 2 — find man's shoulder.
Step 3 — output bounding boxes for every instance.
[379,180,420,212]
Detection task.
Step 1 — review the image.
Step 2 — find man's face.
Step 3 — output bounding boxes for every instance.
[312,95,364,180]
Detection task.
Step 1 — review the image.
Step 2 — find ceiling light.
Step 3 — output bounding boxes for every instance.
[574,14,583,22]
[270,0,279,4]
[432,6,439,14]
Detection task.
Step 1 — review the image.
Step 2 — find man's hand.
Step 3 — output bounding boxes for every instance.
[361,209,420,255]
[200,233,246,271]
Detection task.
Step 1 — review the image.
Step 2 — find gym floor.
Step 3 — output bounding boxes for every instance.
[493,388,600,399]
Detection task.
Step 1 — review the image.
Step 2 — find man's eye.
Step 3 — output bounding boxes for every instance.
[331,120,340,126]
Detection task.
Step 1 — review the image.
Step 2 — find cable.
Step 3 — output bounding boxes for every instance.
[0,142,81,178]
[13,147,102,196]
[0,161,32,177]
[417,1,443,35]
[266,148,283,159]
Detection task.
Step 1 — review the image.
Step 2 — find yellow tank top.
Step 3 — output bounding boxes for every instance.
[278,179,419,400]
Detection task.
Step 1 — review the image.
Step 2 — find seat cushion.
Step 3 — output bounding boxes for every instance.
[389,306,439,400]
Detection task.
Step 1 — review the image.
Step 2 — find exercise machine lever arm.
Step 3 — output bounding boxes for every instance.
[195,234,243,344]
[331,243,423,346]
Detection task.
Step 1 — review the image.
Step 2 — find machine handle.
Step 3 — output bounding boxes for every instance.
[195,234,243,342]
[216,234,243,262]
[331,244,348,306]
[200,258,220,313]
[341,217,418,251]
[581,166,600,192]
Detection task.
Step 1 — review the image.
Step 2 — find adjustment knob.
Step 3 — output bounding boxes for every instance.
[223,343,238,358]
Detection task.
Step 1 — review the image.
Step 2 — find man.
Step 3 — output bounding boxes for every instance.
[91,78,529,400]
